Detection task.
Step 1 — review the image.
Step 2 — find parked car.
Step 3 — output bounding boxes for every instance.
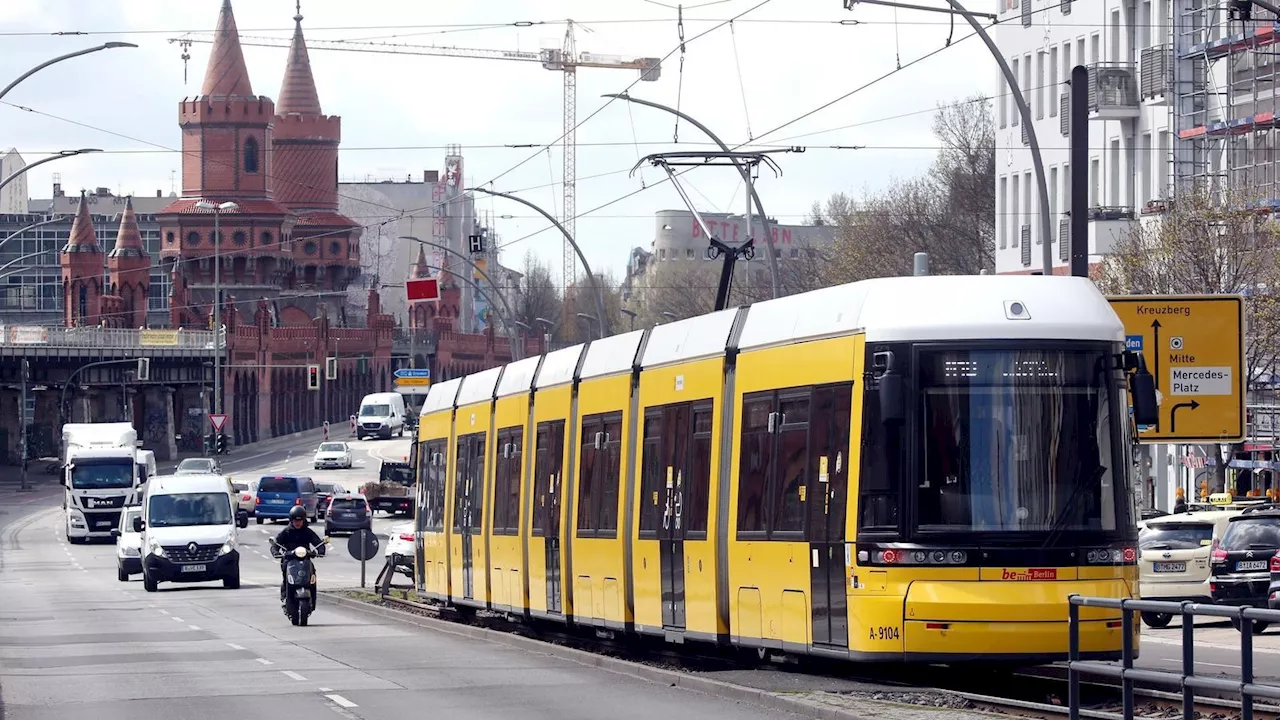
[324,493,373,536]
[1210,504,1280,633]
[114,506,144,582]
[175,457,222,475]
[313,442,352,470]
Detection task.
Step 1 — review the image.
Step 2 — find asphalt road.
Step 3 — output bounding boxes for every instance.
[0,432,802,720]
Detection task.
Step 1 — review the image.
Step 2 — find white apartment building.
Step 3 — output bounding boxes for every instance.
[0,150,27,216]
[992,0,1179,274]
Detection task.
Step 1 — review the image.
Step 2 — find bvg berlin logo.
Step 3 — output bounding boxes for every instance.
[1001,568,1058,581]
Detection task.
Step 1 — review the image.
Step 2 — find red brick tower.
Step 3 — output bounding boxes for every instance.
[61,191,103,328]
[272,3,359,319]
[107,196,150,328]
[157,0,294,328]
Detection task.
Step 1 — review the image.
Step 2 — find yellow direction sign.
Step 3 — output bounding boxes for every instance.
[394,377,431,387]
[1108,294,1245,443]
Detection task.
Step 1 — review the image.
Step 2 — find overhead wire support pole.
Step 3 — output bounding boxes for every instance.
[635,151,783,311]
[841,0,1052,275]
[603,93,782,298]
[469,186,610,339]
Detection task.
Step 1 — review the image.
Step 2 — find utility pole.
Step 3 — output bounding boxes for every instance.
[19,358,30,492]
[195,201,238,417]
[1069,65,1090,278]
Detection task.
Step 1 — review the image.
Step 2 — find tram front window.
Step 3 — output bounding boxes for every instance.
[917,347,1122,535]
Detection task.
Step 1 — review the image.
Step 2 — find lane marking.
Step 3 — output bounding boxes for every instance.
[188,625,202,631]
[1143,634,1280,655]
[255,657,274,665]
[172,617,185,623]
[319,687,333,692]
[226,643,245,650]
[158,609,169,615]
[281,670,307,681]
[325,694,357,709]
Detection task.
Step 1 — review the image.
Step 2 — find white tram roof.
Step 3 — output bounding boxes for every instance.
[579,329,646,380]
[420,377,462,415]
[641,308,739,369]
[535,344,586,389]
[495,355,543,399]
[455,366,504,407]
[736,275,1124,351]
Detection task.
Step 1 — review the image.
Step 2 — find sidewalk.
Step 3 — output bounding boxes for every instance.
[0,425,336,487]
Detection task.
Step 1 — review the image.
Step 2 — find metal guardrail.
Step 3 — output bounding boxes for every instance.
[0,325,222,350]
[1068,594,1280,720]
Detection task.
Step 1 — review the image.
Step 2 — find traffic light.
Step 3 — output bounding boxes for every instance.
[215,433,227,455]
[137,358,150,381]
[307,364,320,390]
[325,356,337,381]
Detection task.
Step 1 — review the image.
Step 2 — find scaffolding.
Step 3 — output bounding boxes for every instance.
[1172,0,1280,205]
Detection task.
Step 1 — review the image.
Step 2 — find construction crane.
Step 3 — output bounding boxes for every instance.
[172,22,661,299]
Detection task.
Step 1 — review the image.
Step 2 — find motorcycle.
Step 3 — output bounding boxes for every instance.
[270,537,329,626]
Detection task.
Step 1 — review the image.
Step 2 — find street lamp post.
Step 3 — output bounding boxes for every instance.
[620,308,636,332]
[469,187,610,339]
[0,43,137,104]
[576,312,599,338]
[194,200,238,417]
[0,149,102,195]
[841,0,1052,275]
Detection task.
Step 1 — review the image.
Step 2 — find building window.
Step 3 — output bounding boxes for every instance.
[261,231,272,245]
[187,231,200,247]
[244,137,259,174]
[166,232,175,245]
[233,231,247,246]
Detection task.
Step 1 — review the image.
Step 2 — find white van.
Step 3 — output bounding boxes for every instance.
[132,473,248,592]
[356,392,407,440]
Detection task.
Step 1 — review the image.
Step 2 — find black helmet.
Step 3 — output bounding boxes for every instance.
[288,506,306,522]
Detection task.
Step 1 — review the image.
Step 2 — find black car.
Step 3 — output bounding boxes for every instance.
[1210,505,1280,633]
[315,482,341,519]
[324,494,373,536]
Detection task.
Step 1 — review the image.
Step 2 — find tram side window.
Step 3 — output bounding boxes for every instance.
[598,415,623,535]
[808,384,853,542]
[772,393,811,538]
[859,379,901,532]
[467,434,486,535]
[576,412,623,538]
[736,395,774,537]
[532,420,565,538]
[638,411,664,538]
[422,439,446,532]
[491,427,522,536]
[686,404,714,539]
[452,434,484,533]
[576,417,601,535]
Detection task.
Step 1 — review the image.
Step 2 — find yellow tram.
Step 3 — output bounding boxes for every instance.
[412,274,1147,662]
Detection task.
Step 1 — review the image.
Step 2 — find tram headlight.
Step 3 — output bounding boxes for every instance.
[1086,547,1137,564]
[870,548,968,565]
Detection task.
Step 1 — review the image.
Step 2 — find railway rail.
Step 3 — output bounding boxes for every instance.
[333,587,1278,720]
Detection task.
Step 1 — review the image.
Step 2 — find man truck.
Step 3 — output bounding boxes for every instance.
[61,422,150,543]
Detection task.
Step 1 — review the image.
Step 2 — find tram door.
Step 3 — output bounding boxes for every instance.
[661,404,691,630]
[455,434,485,600]
[536,421,566,614]
[809,384,852,647]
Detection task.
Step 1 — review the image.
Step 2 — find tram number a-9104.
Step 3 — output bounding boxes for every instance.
[871,626,901,641]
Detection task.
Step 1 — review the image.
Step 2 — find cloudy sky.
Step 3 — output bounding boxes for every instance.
[0,0,991,281]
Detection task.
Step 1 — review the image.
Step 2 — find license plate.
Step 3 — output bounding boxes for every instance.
[182,564,207,573]
[94,520,112,528]
[269,498,287,504]
[1237,560,1268,571]
[1153,562,1187,573]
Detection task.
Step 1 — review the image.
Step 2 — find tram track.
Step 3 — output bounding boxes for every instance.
[344,589,1280,720]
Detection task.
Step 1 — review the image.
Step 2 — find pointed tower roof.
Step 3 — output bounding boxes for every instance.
[108,196,146,258]
[201,0,255,99]
[62,191,100,254]
[411,246,431,280]
[278,3,322,115]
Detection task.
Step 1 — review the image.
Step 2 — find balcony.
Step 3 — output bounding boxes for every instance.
[1088,206,1136,255]
[1140,45,1171,103]
[1020,225,1032,267]
[1059,218,1070,261]
[1087,63,1140,120]
[1060,93,1070,136]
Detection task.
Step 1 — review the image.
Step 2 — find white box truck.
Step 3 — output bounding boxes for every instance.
[61,422,148,543]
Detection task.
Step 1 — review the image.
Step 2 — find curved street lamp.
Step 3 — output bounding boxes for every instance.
[0,149,102,194]
[0,43,138,103]
[194,200,239,418]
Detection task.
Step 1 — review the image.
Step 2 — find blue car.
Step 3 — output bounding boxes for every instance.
[254,475,320,524]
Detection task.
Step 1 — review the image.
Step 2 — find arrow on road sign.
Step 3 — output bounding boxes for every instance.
[394,368,431,379]
[209,414,228,433]
[1170,400,1200,434]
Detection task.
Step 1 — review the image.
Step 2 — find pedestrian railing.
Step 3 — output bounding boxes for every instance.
[0,325,221,351]
[1068,594,1280,720]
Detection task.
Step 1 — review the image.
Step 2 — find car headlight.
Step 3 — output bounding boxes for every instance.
[219,539,235,556]
[148,540,165,558]
[121,546,141,557]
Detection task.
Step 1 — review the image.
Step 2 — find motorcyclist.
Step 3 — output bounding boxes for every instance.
[274,506,323,601]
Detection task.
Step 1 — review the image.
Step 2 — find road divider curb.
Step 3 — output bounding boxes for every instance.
[320,591,877,720]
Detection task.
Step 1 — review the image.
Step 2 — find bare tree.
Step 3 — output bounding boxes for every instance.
[820,95,995,283]
[515,250,562,335]
[561,270,626,343]
[1098,183,1280,492]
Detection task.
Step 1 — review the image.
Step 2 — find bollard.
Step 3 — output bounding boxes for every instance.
[913,252,930,276]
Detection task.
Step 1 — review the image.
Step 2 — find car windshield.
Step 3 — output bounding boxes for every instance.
[70,458,135,489]
[916,348,1122,534]
[147,492,231,527]
[1140,523,1214,550]
[1221,517,1280,550]
[232,483,248,492]
[257,477,298,493]
[360,404,390,417]
[177,459,215,472]
[319,443,346,452]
